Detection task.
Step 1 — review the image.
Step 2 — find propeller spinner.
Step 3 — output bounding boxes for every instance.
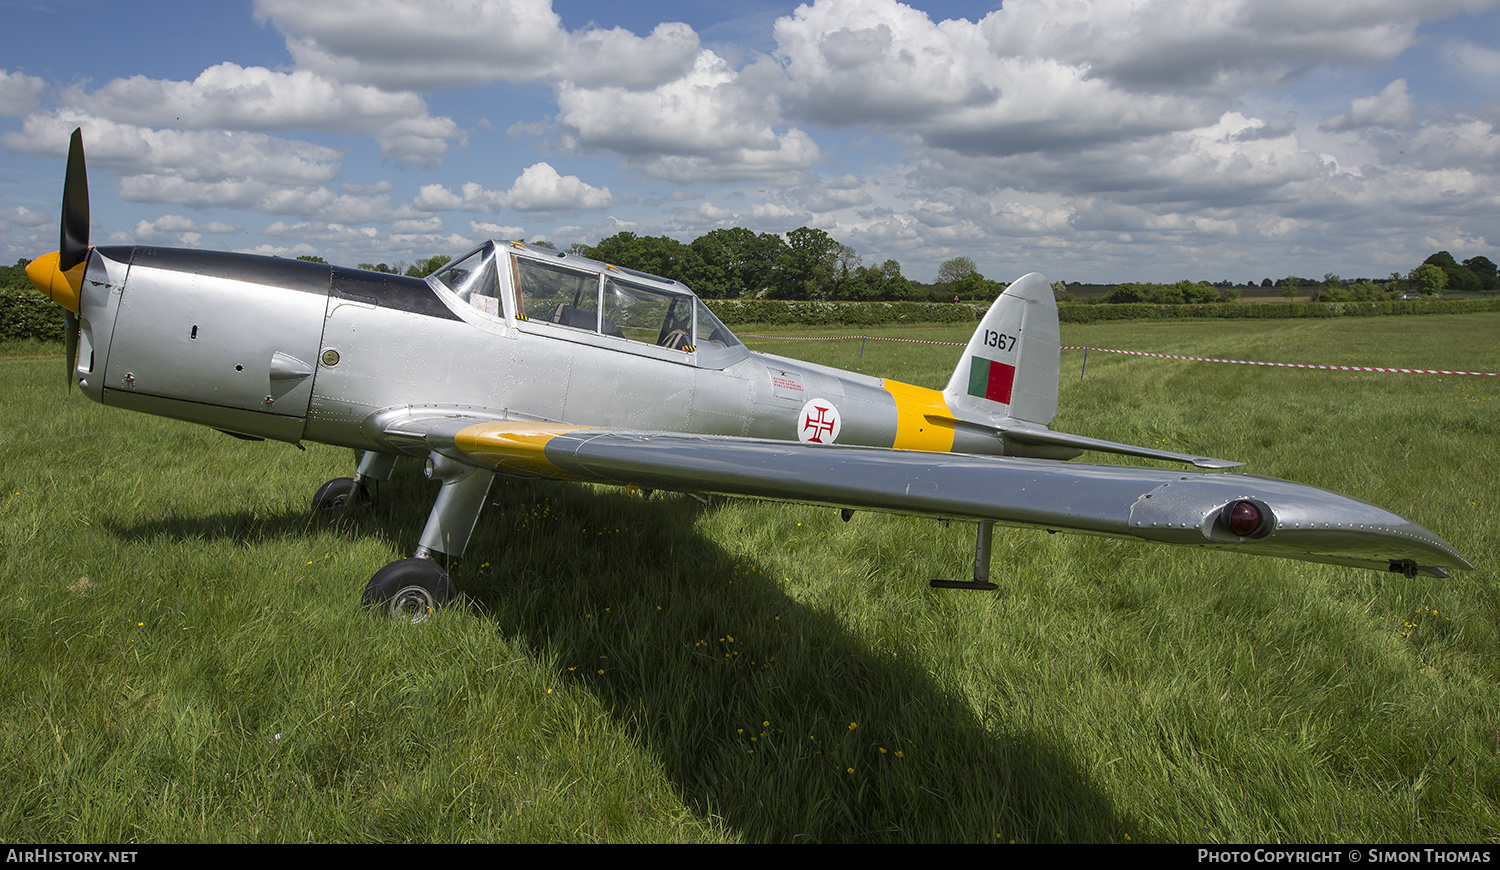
[24,127,89,389]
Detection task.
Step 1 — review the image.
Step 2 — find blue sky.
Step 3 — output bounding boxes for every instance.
[2,0,1497,284]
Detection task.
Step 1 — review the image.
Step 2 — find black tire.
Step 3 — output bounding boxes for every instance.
[312,477,370,513]
[362,558,456,623]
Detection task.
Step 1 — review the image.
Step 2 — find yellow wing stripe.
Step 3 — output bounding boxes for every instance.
[453,422,599,480]
[883,380,956,453]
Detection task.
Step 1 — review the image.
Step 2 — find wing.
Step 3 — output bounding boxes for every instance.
[379,413,1471,578]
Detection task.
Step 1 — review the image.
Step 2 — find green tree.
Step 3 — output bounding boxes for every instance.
[576,232,706,286]
[404,254,452,277]
[1408,263,1448,296]
[295,255,327,264]
[1421,252,1478,294]
[937,256,979,286]
[2,259,33,291]
[690,228,787,298]
[775,227,840,300]
[878,259,911,300]
[1463,255,1498,293]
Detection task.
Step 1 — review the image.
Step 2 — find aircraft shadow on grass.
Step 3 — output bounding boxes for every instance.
[106,467,1141,842]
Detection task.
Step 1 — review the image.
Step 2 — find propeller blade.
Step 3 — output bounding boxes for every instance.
[59,128,89,271]
[63,311,80,392]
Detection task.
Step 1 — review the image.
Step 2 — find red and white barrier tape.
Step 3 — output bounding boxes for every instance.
[1060,346,1499,377]
[740,333,1498,376]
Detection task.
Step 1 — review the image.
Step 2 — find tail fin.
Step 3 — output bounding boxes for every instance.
[941,272,1243,469]
[942,272,1060,427]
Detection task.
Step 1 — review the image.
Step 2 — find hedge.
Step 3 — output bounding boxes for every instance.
[0,288,69,341]
[1054,297,1500,324]
[703,298,983,328]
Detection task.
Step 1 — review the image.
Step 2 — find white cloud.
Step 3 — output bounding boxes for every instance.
[497,163,612,211]
[765,0,1495,167]
[1322,79,1416,132]
[554,50,820,182]
[801,177,875,213]
[392,216,446,234]
[694,202,736,221]
[255,0,567,89]
[413,184,467,211]
[62,62,462,166]
[1448,41,1500,80]
[254,0,699,91]
[4,112,342,185]
[343,180,395,196]
[2,113,414,225]
[1401,117,1500,174]
[771,0,1225,160]
[129,215,238,245]
[1,205,52,229]
[560,22,702,90]
[410,164,611,213]
[976,0,1430,93]
[773,2,1004,125]
[0,69,46,117]
[469,220,526,238]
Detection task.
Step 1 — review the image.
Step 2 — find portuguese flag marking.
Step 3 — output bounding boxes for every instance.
[967,356,1016,404]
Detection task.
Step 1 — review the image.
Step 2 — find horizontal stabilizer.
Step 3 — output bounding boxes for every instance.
[998,419,1243,469]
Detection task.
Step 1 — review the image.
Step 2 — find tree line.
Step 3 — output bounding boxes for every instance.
[1084,251,1498,305]
[568,228,924,301]
[374,230,1498,307]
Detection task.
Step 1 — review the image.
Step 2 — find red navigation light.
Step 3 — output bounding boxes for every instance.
[1227,500,1265,537]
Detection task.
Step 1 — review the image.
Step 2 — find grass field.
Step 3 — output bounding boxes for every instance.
[1,314,1497,843]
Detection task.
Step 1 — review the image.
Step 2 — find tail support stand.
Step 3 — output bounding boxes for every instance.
[930,520,1000,591]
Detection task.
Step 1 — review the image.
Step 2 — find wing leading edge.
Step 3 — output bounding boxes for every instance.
[380,415,1470,578]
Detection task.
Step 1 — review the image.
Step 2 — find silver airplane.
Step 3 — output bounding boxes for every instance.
[25,130,1470,620]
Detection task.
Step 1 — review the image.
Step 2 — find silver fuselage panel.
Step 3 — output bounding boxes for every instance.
[82,247,331,442]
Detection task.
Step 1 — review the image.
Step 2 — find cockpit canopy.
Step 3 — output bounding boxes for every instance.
[430,241,745,368]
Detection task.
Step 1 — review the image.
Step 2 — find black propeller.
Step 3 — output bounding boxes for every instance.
[21,127,91,389]
[58,128,88,388]
[60,128,90,271]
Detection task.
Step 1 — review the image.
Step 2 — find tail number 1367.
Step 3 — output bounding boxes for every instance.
[983,330,1017,352]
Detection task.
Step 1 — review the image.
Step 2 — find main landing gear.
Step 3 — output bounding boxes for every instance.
[314,450,495,623]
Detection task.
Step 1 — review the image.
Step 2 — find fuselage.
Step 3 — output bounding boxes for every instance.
[67,241,1002,458]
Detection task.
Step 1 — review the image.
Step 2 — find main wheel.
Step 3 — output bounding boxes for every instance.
[312,477,370,513]
[362,558,456,624]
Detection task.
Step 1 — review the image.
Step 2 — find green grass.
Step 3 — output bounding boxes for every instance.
[2,314,1497,843]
